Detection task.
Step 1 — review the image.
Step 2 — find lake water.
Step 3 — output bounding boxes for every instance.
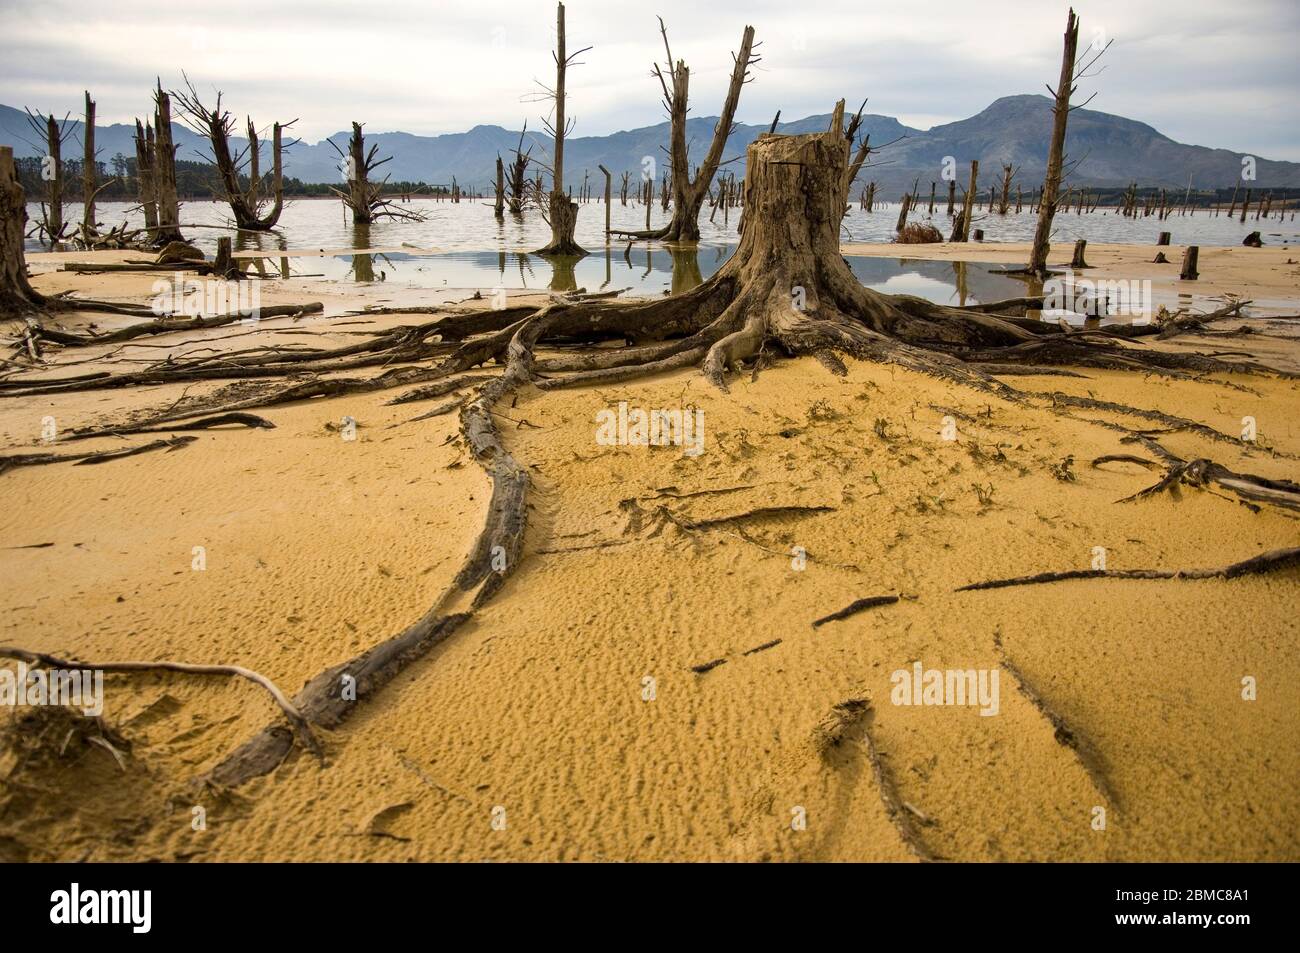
[29,196,1298,258]
[27,197,1296,314]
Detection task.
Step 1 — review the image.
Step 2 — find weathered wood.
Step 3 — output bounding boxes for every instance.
[81,91,97,240]
[1,145,47,313]
[1070,238,1088,268]
[1180,245,1199,280]
[1028,10,1081,275]
[152,83,184,244]
[611,18,757,241]
[536,2,586,255]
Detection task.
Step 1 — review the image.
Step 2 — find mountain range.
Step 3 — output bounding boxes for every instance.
[3,94,1296,196]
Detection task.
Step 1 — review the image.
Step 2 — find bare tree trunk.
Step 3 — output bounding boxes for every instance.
[134,119,157,233]
[598,163,611,238]
[494,155,505,219]
[347,122,372,225]
[998,164,1013,214]
[1028,9,1081,275]
[44,114,65,240]
[81,91,97,240]
[895,194,912,232]
[536,2,585,255]
[1,146,47,314]
[152,83,184,245]
[959,160,978,242]
[614,19,757,242]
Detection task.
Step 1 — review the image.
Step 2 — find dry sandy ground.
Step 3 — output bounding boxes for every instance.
[0,246,1297,862]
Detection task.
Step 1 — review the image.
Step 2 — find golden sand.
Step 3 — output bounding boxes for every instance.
[1,246,1296,861]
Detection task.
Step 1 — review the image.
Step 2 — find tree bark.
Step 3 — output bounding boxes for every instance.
[1,146,47,314]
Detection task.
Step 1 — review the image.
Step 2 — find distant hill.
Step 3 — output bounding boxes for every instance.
[3,95,1295,195]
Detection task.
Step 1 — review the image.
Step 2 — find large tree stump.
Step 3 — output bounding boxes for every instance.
[1,146,46,314]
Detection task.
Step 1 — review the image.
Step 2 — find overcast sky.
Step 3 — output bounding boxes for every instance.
[2,0,1297,159]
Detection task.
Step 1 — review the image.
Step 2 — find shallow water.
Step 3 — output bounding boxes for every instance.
[236,245,1034,307]
[28,195,1298,257]
[30,197,1290,320]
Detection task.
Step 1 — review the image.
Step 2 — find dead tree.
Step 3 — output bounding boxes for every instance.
[1027,9,1108,275]
[598,163,612,237]
[80,91,98,241]
[133,119,157,234]
[174,79,296,231]
[152,82,185,245]
[534,2,588,256]
[841,99,872,215]
[1,145,159,319]
[612,18,758,241]
[22,109,73,243]
[505,124,532,215]
[328,122,426,225]
[953,160,978,241]
[998,163,1016,214]
[494,155,506,218]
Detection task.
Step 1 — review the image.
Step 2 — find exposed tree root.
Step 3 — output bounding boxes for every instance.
[811,594,899,628]
[992,632,1119,811]
[0,435,196,474]
[813,698,935,862]
[1097,438,1300,512]
[0,646,321,758]
[25,303,324,349]
[207,613,468,786]
[957,546,1300,591]
[59,412,275,444]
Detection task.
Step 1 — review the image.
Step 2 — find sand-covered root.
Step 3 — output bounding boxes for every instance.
[0,336,490,859]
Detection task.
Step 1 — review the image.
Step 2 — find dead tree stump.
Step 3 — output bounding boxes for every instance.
[1157,231,1171,246]
[1180,245,1199,281]
[1,146,47,314]
[1070,239,1089,268]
